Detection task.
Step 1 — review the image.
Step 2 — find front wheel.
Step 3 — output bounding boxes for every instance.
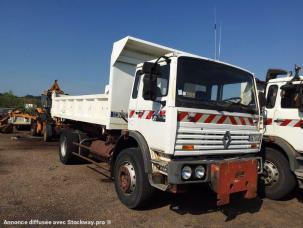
[113,148,154,209]
[261,147,296,199]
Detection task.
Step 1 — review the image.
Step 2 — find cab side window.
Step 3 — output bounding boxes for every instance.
[155,64,170,97]
[132,71,141,99]
[281,85,300,109]
[266,85,278,108]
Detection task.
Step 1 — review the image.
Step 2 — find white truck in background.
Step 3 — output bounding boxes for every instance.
[258,66,303,199]
[51,36,263,209]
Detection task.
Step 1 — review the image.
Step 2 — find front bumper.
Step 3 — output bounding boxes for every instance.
[167,156,261,206]
[167,156,262,184]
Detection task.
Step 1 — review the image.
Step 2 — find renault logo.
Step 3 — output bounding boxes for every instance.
[222,131,232,149]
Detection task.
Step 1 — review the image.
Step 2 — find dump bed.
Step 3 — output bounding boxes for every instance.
[51,93,109,126]
[51,36,185,129]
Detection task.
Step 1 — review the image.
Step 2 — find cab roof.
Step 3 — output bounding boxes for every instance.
[268,76,303,84]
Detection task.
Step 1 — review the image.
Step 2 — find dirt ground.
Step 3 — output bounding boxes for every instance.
[1,131,303,227]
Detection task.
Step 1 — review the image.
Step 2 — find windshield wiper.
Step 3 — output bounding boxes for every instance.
[222,101,257,114]
[178,98,225,111]
[206,100,231,111]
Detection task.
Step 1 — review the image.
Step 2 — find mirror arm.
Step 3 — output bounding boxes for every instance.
[151,56,171,74]
[157,100,166,107]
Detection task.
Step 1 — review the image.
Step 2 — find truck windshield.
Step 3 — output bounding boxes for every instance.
[176,57,257,114]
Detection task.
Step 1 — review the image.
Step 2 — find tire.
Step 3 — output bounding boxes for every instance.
[261,147,296,200]
[31,122,37,136]
[113,148,154,209]
[43,124,53,142]
[59,130,79,164]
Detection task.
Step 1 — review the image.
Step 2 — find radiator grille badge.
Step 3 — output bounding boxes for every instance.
[223,131,232,149]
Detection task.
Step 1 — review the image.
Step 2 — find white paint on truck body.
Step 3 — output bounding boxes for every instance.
[51,36,261,156]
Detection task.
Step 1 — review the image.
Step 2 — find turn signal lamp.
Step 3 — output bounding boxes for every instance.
[251,144,257,149]
[182,145,194,150]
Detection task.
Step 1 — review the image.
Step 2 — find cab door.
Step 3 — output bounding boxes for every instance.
[264,84,279,136]
[128,62,170,153]
[272,83,303,151]
[128,70,141,128]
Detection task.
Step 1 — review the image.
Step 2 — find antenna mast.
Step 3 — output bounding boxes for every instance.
[218,22,222,60]
[214,7,217,60]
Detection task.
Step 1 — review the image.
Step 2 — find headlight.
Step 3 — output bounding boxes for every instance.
[181,166,192,180]
[195,165,206,179]
[249,134,261,142]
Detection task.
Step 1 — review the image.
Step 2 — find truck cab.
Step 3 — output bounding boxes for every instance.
[126,52,263,205]
[129,54,262,157]
[260,67,303,199]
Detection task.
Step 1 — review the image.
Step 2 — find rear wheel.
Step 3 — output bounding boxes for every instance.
[261,147,296,199]
[113,148,154,209]
[59,130,79,164]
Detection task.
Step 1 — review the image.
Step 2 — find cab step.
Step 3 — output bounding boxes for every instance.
[294,169,303,179]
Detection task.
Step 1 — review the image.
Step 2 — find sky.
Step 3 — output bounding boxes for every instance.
[0,0,302,96]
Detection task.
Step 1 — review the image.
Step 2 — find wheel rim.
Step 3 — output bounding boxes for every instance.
[263,160,280,185]
[118,162,136,194]
[60,137,67,157]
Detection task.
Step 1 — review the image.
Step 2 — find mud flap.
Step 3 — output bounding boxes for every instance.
[211,159,258,206]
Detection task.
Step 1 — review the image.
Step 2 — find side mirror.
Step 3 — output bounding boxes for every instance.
[142,61,161,101]
[143,74,157,101]
[142,62,160,75]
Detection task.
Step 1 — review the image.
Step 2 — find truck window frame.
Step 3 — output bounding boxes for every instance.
[281,84,301,109]
[141,62,170,99]
[266,85,278,109]
[132,71,141,99]
[154,63,170,98]
[175,56,257,114]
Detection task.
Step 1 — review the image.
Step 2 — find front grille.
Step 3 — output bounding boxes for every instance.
[175,125,260,155]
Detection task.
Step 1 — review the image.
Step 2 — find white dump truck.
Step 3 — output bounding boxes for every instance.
[51,36,263,208]
[258,66,303,199]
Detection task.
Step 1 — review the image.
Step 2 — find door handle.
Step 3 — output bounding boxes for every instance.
[274,119,283,123]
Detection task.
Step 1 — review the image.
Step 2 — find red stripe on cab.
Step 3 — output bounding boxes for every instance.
[138,111,144,119]
[229,116,237,125]
[146,111,154,119]
[264,118,273,125]
[248,118,254,126]
[294,120,303,128]
[178,112,188,121]
[239,117,246,125]
[129,110,135,118]
[191,113,203,122]
[280,119,292,126]
[204,114,216,123]
[217,116,227,124]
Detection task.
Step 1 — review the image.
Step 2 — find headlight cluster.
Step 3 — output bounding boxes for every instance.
[181,165,206,180]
